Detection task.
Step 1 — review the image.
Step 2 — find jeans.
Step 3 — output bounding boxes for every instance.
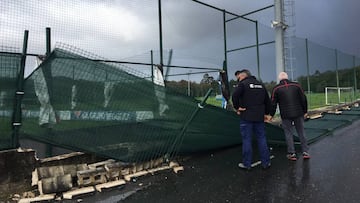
[240,120,270,168]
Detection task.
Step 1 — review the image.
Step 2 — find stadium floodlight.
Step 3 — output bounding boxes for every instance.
[271,20,279,27]
[271,20,288,30]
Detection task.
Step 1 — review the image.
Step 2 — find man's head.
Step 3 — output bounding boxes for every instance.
[278,72,289,81]
[235,69,252,81]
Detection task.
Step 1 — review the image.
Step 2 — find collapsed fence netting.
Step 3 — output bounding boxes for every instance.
[1,41,360,165]
[18,43,242,163]
[0,46,21,150]
[1,0,360,164]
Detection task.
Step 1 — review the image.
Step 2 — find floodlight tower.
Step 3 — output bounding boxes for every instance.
[283,0,296,81]
[273,0,286,82]
[273,0,296,81]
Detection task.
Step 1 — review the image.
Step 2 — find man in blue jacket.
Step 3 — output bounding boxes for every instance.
[269,72,310,161]
[232,69,271,170]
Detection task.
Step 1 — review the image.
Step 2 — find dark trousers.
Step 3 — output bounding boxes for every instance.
[240,120,270,168]
[281,116,309,154]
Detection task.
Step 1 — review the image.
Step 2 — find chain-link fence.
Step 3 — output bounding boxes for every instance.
[0,46,21,149]
[20,43,245,162]
[0,1,359,160]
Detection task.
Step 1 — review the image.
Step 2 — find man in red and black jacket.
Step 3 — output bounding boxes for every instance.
[232,69,271,170]
[269,72,310,161]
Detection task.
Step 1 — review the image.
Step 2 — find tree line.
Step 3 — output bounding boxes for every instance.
[166,66,360,97]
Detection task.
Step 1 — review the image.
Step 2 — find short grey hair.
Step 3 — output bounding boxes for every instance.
[278,72,288,80]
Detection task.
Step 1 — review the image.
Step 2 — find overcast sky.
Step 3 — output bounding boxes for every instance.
[1,0,359,81]
[295,0,360,56]
[208,0,360,56]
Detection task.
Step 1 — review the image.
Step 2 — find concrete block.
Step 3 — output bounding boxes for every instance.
[40,174,72,194]
[37,165,64,179]
[77,167,107,186]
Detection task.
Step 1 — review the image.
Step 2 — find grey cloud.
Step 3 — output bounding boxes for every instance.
[2,0,359,81]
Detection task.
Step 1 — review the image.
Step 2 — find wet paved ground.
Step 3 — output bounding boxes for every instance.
[83,120,360,203]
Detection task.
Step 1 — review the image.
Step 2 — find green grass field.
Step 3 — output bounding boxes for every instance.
[203,91,360,110]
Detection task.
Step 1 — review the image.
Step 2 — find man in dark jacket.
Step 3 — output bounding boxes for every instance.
[232,69,271,170]
[269,72,310,161]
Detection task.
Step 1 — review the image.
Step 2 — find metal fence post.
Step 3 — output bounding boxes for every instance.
[255,21,261,79]
[353,55,357,96]
[158,0,164,73]
[12,30,28,148]
[305,38,311,105]
[151,50,154,82]
[45,27,53,157]
[223,10,227,71]
[335,49,340,103]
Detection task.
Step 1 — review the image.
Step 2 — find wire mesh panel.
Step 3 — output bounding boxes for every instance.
[0,47,21,150]
[20,44,247,162]
[306,41,337,108]
[337,51,355,86]
[1,0,359,160]
[356,57,360,99]
[226,13,259,79]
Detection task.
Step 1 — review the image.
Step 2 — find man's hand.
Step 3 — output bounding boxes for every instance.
[264,115,272,122]
[304,113,310,121]
[236,107,246,115]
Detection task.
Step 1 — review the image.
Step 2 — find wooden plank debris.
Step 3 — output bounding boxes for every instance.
[309,113,323,119]
[173,166,184,173]
[95,179,126,192]
[62,186,95,199]
[18,194,55,203]
[327,110,342,115]
[39,152,85,163]
[124,162,181,181]
[31,169,38,187]
[124,170,149,182]
[88,159,115,170]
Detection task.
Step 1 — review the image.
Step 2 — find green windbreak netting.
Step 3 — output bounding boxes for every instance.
[0,50,21,150]
[19,44,360,162]
[266,107,360,146]
[20,46,186,162]
[304,119,347,131]
[19,45,246,162]
[302,107,360,144]
[322,114,359,122]
[342,108,360,115]
[171,105,241,153]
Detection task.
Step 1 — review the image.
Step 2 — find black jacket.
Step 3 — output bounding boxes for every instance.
[232,76,271,122]
[270,79,307,119]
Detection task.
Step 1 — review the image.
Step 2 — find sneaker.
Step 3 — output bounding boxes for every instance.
[238,163,251,171]
[286,153,297,161]
[303,152,311,159]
